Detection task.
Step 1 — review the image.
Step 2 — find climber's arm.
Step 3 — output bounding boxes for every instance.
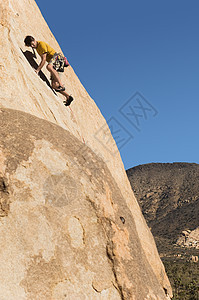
[35,53,47,74]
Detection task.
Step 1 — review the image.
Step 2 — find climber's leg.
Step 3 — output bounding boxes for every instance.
[51,75,59,89]
[59,90,71,101]
[50,61,74,106]
[51,76,71,100]
[47,63,64,88]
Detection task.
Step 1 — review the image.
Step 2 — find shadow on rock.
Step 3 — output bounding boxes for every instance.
[21,48,57,95]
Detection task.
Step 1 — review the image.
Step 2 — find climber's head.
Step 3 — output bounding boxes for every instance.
[24,36,37,48]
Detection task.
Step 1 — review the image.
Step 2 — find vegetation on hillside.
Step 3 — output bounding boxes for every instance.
[126,163,199,300]
[164,260,199,300]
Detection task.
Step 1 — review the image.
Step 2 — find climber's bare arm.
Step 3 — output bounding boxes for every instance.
[35,53,47,74]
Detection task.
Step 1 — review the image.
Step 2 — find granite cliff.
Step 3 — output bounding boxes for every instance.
[0,0,172,299]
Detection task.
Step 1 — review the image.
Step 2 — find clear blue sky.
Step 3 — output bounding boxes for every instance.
[35,0,199,170]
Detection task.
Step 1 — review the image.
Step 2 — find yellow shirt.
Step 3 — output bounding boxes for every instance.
[36,41,56,62]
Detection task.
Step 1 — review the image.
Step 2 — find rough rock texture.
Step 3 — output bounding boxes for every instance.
[0,0,172,299]
[176,228,199,249]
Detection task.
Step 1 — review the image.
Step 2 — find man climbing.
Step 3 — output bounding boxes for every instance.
[24,36,73,106]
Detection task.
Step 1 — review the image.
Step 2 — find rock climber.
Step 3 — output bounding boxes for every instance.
[24,35,73,106]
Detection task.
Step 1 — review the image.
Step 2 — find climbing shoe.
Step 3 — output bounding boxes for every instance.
[55,85,65,92]
[63,96,74,106]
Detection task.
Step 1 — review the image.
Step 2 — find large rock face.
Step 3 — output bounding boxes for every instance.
[0,0,172,299]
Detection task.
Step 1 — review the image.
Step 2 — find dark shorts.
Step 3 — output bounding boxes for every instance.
[49,53,65,73]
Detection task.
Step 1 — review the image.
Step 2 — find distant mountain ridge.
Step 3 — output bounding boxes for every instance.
[126,162,199,299]
[126,162,199,253]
